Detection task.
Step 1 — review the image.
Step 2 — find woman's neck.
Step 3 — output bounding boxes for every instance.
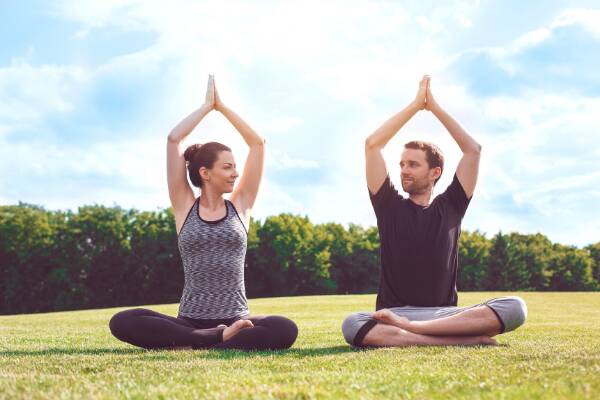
[199,188,225,211]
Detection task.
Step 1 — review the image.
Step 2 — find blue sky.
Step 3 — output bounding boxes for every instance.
[1,0,599,247]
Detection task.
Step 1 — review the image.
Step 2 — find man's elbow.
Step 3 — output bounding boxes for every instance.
[251,137,266,148]
[467,143,482,155]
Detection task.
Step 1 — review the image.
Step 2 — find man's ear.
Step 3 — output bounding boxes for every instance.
[432,166,442,181]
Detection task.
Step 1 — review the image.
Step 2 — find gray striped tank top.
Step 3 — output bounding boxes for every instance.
[177,198,249,319]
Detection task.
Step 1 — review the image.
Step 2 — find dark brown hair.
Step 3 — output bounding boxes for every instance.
[404,140,444,185]
[183,142,232,188]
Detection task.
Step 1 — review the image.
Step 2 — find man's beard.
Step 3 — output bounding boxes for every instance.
[401,178,429,195]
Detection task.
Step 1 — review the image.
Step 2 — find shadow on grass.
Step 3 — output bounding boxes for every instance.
[0,343,503,359]
[195,345,372,359]
[0,348,145,357]
[0,345,369,358]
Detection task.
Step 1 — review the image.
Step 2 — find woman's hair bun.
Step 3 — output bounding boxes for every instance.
[184,141,231,188]
[183,143,203,162]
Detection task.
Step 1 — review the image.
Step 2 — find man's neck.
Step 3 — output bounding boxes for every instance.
[408,189,433,207]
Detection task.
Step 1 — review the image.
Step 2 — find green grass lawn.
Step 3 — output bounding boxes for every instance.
[1,292,599,399]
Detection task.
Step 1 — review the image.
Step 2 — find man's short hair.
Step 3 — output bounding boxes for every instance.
[404,140,444,185]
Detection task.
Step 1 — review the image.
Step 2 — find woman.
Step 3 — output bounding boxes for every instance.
[109,75,298,350]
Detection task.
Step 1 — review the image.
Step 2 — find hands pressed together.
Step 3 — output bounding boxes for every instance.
[413,74,440,112]
[204,73,439,114]
[203,74,225,112]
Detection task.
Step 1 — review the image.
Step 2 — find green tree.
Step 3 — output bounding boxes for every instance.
[0,204,56,313]
[63,205,133,308]
[127,208,182,305]
[548,244,596,290]
[2,202,599,315]
[327,223,380,294]
[506,233,553,290]
[585,242,600,286]
[458,230,491,290]
[485,232,510,290]
[249,214,332,296]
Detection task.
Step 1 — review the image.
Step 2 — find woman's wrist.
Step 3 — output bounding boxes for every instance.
[215,102,227,113]
[200,103,213,113]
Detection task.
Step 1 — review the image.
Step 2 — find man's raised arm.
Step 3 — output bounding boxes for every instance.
[425,80,481,198]
[365,75,429,194]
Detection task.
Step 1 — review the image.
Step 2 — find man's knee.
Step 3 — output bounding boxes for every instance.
[487,296,527,333]
[342,312,375,346]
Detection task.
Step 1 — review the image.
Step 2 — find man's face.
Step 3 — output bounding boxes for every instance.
[400,148,435,195]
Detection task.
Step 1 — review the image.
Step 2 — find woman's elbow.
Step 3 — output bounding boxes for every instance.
[167,132,179,143]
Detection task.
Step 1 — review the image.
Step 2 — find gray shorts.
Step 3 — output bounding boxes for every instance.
[342,296,527,347]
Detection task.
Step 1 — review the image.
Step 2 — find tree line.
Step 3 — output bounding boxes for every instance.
[1,203,598,315]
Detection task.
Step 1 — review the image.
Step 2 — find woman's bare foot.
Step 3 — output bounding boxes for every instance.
[373,309,412,330]
[222,319,254,341]
[165,346,193,351]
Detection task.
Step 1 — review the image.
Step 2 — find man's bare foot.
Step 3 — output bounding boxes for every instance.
[373,309,412,330]
[480,336,498,346]
[222,319,254,341]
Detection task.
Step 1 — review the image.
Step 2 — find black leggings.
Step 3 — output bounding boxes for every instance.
[109,308,298,350]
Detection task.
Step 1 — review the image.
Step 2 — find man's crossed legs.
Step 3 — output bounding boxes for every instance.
[342,296,527,347]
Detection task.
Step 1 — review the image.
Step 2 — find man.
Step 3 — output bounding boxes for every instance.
[342,76,527,347]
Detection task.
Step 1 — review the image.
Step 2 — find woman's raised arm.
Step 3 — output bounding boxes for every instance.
[166,75,215,218]
[214,78,265,225]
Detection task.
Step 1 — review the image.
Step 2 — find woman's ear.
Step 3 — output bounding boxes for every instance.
[199,167,210,183]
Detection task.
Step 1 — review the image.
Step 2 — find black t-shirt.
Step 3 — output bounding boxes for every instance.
[370,173,470,309]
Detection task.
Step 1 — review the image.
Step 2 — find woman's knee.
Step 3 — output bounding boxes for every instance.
[256,315,298,349]
[108,308,147,340]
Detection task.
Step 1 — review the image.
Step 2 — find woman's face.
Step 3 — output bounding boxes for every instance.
[201,151,239,193]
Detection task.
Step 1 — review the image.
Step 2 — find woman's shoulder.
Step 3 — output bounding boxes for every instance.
[226,198,248,234]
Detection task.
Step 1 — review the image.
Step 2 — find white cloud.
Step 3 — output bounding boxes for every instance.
[552,8,600,38]
[510,28,553,53]
[454,13,473,28]
[0,60,88,128]
[2,1,599,248]
[267,149,319,170]
[454,6,600,65]
[466,90,600,246]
